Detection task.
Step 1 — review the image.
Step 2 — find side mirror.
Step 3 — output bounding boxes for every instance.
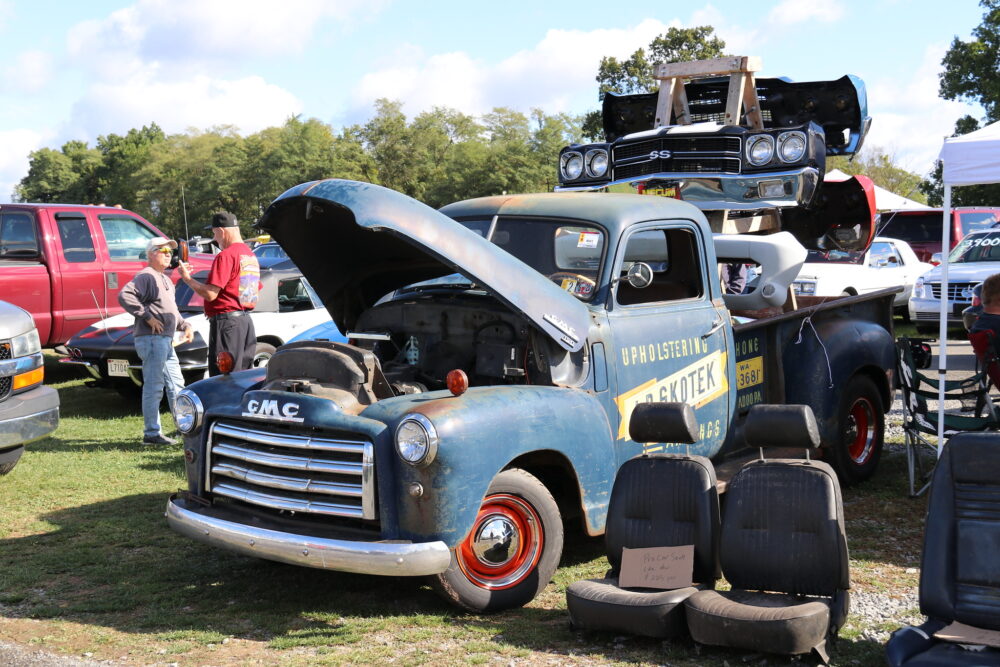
[625,262,653,289]
[872,257,888,268]
[930,252,943,266]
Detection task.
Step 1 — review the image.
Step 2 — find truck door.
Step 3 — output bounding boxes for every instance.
[605,222,731,461]
[51,211,108,342]
[95,213,159,310]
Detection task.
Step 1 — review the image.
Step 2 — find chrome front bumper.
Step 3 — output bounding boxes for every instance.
[555,167,820,210]
[0,386,59,449]
[165,495,452,576]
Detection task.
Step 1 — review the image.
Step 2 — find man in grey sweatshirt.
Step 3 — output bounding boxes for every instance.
[118,238,193,445]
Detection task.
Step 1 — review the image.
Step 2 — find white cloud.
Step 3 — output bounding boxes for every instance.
[67,0,386,71]
[2,51,54,94]
[0,1,11,31]
[864,43,975,177]
[350,18,677,120]
[64,74,303,138]
[767,0,844,25]
[0,129,44,203]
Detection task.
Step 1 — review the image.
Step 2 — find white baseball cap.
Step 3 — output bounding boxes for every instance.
[146,237,178,253]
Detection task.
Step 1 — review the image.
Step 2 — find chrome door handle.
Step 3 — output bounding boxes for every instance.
[702,318,724,339]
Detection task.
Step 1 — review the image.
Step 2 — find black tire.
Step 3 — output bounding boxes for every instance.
[830,375,884,485]
[252,343,276,368]
[430,468,563,613]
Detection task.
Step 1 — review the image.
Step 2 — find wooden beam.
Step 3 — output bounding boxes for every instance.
[654,55,761,80]
[725,72,747,126]
[741,72,764,130]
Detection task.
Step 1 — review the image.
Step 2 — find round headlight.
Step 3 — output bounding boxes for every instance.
[585,149,609,178]
[561,151,584,180]
[395,414,438,466]
[777,131,807,163]
[746,135,775,166]
[175,391,203,434]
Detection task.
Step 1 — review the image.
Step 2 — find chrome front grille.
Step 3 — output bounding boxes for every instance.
[207,420,376,520]
[613,135,742,180]
[930,282,976,301]
[0,343,10,402]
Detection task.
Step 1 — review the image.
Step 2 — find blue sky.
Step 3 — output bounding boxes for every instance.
[0,0,988,203]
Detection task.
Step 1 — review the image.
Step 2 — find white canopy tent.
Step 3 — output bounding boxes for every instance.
[935,120,1000,447]
[824,169,931,211]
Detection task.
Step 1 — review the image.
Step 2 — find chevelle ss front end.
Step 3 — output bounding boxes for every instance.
[556,74,871,213]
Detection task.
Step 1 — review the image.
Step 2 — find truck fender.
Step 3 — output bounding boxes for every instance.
[361,385,618,547]
[781,317,893,446]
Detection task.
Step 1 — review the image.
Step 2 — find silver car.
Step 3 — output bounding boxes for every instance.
[909,227,1000,333]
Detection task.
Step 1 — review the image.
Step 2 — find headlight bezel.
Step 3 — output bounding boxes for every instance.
[175,390,204,434]
[560,151,584,181]
[395,413,439,467]
[584,148,609,178]
[11,328,41,358]
[746,134,776,167]
[776,131,807,163]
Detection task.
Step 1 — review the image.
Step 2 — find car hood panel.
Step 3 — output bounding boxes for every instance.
[258,180,590,352]
[603,74,870,155]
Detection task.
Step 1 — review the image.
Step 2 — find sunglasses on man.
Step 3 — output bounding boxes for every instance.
[153,248,173,255]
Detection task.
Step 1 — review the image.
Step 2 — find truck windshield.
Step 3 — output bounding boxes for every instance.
[948,231,1000,263]
[457,217,605,301]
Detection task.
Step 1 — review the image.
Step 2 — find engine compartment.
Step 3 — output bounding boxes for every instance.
[264,292,584,413]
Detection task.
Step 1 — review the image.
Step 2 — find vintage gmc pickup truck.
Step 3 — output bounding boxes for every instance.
[166,180,895,612]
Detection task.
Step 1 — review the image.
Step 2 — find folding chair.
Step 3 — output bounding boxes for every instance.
[895,337,1000,497]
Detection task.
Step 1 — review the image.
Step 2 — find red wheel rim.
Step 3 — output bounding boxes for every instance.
[846,397,877,464]
[456,493,543,590]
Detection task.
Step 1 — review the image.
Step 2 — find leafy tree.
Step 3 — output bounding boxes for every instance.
[94,123,167,209]
[583,26,727,139]
[921,0,1000,205]
[14,148,75,202]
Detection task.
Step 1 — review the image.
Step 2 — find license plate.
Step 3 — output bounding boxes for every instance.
[640,186,679,198]
[107,359,130,377]
[736,356,764,390]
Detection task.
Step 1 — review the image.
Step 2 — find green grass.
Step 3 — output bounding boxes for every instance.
[0,352,928,665]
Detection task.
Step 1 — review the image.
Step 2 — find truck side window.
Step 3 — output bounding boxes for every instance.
[0,212,39,258]
[55,217,97,263]
[99,216,157,261]
[616,228,703,306]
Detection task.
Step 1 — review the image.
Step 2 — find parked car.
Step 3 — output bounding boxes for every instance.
[877,207,1000,263]
[252,242,290,268]
[59,265,328,392]
[0,301,59,475]
[0,203,213,346]
[909,227,1000,332]
[791,237,931,313]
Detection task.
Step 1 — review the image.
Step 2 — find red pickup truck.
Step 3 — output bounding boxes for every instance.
[0,203,211,347]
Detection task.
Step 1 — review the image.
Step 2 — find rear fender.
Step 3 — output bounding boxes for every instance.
[361,385,617,546]
[781,317,893,446]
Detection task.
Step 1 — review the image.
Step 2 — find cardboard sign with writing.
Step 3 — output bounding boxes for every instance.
[935,621,1000,649]
[618,545,694,590]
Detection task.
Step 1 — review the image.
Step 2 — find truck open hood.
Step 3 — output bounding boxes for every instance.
[603,74,870,155]
[258,180,590,352]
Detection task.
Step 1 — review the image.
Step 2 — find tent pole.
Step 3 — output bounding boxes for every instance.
[937,184,952,456]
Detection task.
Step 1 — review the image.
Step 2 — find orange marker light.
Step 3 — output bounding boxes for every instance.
[217,351,234,374]
[446,369,468,396]
[13,366,44,390]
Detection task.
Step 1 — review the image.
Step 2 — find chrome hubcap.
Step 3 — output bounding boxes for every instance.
[472,516,519,566]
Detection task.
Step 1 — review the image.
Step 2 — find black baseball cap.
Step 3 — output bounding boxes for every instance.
[203,211,238,231]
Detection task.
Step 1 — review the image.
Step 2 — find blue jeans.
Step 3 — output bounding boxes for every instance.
[135,334,185,438]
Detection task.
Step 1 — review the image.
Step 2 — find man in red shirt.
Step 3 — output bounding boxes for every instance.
[178,212,261,376]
